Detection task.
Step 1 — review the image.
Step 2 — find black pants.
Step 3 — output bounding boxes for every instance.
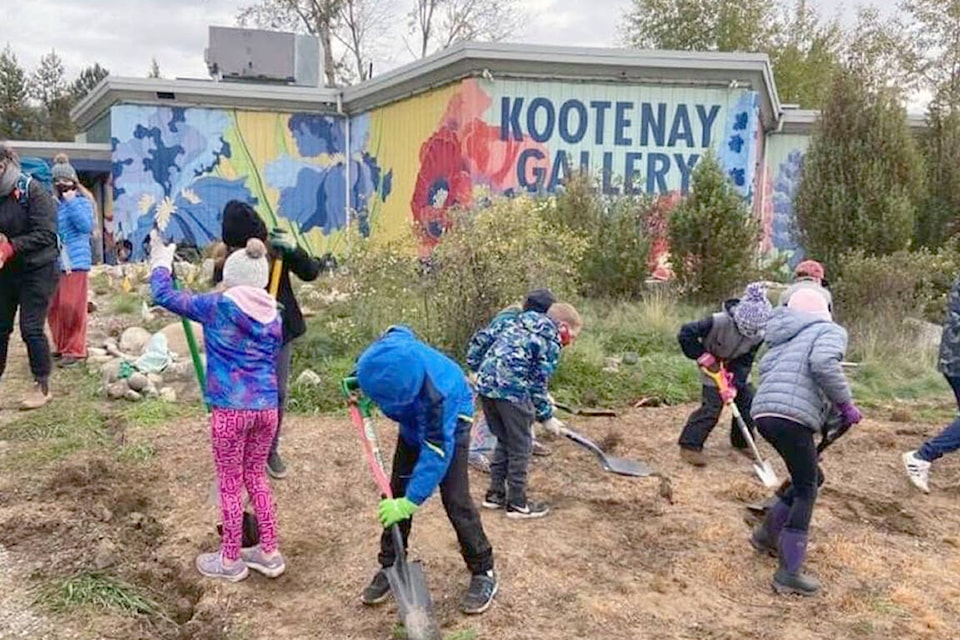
[758,416,819,532]
[378,424,494,575]
[481,397,534,505]
[0,262,59,383]
[678,383,756,451]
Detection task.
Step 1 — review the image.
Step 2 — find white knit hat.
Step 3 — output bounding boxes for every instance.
[222,238,269,289]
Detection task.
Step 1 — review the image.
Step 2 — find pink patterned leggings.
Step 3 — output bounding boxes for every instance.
[211,408,280,561]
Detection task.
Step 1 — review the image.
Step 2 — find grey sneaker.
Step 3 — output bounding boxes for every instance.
[506,500,550,519]
[361,569,391,605]
[460,570,498,614]
[240,545,286,578]
[195,552,248,582]
[267,451,288,479]
[481,491,506,510]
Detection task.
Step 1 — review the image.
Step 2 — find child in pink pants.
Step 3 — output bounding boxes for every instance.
[150,234,285,582]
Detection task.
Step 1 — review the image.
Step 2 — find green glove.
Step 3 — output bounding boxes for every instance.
[269,228,298,256]
[378,497,418,528]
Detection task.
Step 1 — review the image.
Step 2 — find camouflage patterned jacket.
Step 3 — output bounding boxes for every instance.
[939,277,960,377]
[476,310,562,421]
[466,306,522,373]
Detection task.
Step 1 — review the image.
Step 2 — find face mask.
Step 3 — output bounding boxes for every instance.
[558,323,574,347]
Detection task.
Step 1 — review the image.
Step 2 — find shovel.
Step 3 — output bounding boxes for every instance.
[559,426,654,477]
[703,366,779,489]
[553,401,618,417]
[342,379,441,640]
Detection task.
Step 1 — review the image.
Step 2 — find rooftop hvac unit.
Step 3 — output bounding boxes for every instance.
[204,26,322,87]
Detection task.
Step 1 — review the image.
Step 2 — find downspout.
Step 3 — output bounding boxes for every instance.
[338,89,351,257]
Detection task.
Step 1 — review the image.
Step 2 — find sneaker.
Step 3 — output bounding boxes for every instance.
[360,569,391,605]
[52,352,62,360]
[57,356,83,368]
[267,451,288,479]
[531,440,552,457]
[460,570,498,614]
[195,552,249,582]
[19,382,51,411]
[679,447,707,467]
[902,450,931,494]
[506,500,550,519]
[240,545,285,578]
[481,491,506,510]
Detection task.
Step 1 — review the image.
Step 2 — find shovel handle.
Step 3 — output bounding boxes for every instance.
[268,257,283,298]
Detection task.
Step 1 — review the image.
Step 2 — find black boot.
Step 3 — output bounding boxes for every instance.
[773,528,821,596]
[750,499,789,556]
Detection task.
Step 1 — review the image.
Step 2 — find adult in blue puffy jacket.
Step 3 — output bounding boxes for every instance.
[749,289,862,597]
[355,326,498,615]
[48,154,94,368]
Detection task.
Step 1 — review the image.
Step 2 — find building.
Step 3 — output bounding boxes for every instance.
[59,40,923,265]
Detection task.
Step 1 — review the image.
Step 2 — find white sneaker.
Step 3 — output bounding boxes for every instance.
[902,450,931,494]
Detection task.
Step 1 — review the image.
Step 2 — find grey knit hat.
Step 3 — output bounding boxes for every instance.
[51,153,78,183]
[733,282,773,337]
[222,238,270,289]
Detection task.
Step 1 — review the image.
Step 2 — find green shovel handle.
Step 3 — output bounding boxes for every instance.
[171,274,207,409]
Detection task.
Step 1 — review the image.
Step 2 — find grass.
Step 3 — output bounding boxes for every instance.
[391,624,478,640]
[119,399,199,429]
[40,572,170,622]
[117,442,157,462]
[111,293,141,316]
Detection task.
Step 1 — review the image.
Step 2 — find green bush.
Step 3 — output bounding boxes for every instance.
[668,150,759,303]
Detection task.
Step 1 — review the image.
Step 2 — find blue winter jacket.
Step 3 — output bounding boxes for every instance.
[356,326,474,506]
[465,306,521,373]
[57,195,94,272]
[751,308,852,431]
[476,310,561,421]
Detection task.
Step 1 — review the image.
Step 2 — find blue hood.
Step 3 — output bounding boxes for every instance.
[356,326,425,415]
[764,307,832,347]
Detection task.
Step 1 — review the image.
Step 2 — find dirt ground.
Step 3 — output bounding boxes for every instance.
[4,337,960,639]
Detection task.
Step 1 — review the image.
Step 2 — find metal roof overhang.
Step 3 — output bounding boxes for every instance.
[779,108,928,135]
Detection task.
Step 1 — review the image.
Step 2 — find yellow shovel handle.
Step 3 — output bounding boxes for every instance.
[268,257,283,298]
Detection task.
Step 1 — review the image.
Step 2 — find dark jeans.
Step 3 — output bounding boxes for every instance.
[678,383,756,451]
[0,262,59,383]
[918,375,960,462]
[270,342,293,457]
[378,424,494,575]
[758,416,819,532]
[481,397,534,505]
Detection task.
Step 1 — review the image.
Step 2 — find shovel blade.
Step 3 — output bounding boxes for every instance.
[385,558,441,640]
[754,462,780,489]
[602,455,655,478]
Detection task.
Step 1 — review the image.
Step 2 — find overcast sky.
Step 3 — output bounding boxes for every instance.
[4,0,902,84]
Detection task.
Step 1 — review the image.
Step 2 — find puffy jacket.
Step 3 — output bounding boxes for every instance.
[151,268,283,411]
[678,299,762,387]
[0,177,58,272]
[57,195,94,272]
[939,277,960,378]
[779,278,833,313]
[356,326,474,506]
[476,310,561,421]
[751,307,852,431]
[465,306,521,373]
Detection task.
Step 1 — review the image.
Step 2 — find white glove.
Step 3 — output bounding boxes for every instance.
[548,393,557,406]
[467,372,478,386]
[541,417,564,436]
[149,231,176,273]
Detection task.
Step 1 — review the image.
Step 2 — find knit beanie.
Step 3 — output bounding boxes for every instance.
[732,282,773,337]
[222,200,268,249]
[795,260,825,281]
[787,287,832,321]
[51,153,78,183]
[523,288,556,313]
[222,238,270,289]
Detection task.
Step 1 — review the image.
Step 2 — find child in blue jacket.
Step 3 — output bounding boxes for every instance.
[355,326,497,615]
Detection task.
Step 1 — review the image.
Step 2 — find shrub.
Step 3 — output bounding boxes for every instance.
[668,150,759,303]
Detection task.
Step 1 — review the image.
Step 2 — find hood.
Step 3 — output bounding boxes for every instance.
[517,310,560,342]
[356,326,425,414]
[764,307,831,347]
[722,298,739,316]
[223,286,279,324]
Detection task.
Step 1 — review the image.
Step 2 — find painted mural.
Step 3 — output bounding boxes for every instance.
[760,133,810,269]
[110,105,392,259]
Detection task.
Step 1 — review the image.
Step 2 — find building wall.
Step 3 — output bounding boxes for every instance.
[759,132,809,267]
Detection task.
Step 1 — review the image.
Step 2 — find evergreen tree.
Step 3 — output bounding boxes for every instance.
[916,93,960,247]
[31,50,74,141]
[668,150,759,302]
[0,46,35,139]
[793,64,925,276]
[768,0,843,109]
[71,63,109,101]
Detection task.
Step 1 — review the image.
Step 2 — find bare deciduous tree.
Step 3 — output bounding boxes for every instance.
[408,0,525,59]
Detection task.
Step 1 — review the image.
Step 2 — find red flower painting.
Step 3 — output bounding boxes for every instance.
[410,128,473,250]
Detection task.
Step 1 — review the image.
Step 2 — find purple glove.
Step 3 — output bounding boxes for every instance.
[837,401,863,427]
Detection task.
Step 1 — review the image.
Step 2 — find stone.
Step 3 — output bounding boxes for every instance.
[119,327,152,355]
[159,321,205,358]
[147,373,164,387]
[123,389,143,402]
[88,347,108,358]
[199,258,215,284]
[88,355,113,365]
[87,299,99,314]
[94,504,113,523]
[126,373,149,392]
[622,352,641,365]
[295,369,322,388]
[165,360,204,382]
[106,382,128,400]
[159,387,177,403]
[93,539,118,570]
[144,385,159,398]
[101,360,123,384]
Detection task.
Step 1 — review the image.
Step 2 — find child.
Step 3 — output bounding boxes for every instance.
[150,234,285,582]
[467,289,557,460]
[216,200,324,479]
[779,260,832,312]
[476,303,583,518]
[749,289,862,596]
[677,282,772,466]
[353,326,497,614]
[903,274,960,493]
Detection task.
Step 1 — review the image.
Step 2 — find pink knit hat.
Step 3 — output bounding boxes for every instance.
[787,288,831,321]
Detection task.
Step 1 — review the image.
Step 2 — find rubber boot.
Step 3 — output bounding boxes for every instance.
[750,499,789,557]
[773,528,821,596]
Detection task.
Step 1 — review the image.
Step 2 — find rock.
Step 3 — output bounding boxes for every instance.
[159,387,177,403]
[101,360,123,384]
[174,262,197,284]
[94,504,112,523]
[602,356,622,373]
[904,318,941,352]
[199,258,215,284]
[147,373,164,387]
[93,540,118,570]
[123,389,143,402]
[127,373,149,392]
[165,360,203,382]
[128,512,146,528]
[622,352,641,365]
[106,382,128,400]
[296,369,322,388]
[144,386,159,399]
[301,307,317,318]
[87,299,99,313]
[88,347,108,358]
[88,355,113,365]
[159,321,205,357]
[119,327,152,355]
